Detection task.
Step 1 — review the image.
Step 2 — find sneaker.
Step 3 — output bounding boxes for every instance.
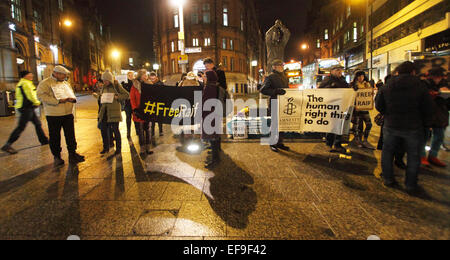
[54,157,65,167]
[69,153,85,164]
[383,180,399,188]
[277,144,290,151]
[428,156,447,167]
[1,145,18,155]
[333,145,348,154]
[421,157,430,167]
[270,145,279,153]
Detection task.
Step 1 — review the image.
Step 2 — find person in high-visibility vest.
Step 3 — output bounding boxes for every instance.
[1,71,49,154]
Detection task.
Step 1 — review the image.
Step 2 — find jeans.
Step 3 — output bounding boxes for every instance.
[135,121,150,146]
[382,127,423,189]
[46,114,77,158]
[6,107,48,145]
[100,122,121,151]
[421,127,445,158]
[355,111,372,140]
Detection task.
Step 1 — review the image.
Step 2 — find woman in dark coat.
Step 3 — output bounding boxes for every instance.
[202,58,220,168]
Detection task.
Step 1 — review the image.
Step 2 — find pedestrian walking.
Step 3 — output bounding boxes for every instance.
[122,71,135,138]
[318,64,351,154]
[375,61,434,195]
[260,59,290,153]
[351,71,374,149]
[202,58,222,168]
[36,65,85,166]
[130,69,153,155]
[1,71,49,154]
[95,71,129,155]
[149,71,164,137]
[421,68,450,167]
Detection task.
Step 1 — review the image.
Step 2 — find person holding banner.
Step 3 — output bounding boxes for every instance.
[149,72,164,137]
[122,71,135,138]
[1,71,49,155]
[95,71,129,156]
[318,64,351,154]
[260,59,290,153]
[375,61,434,195]
[351,71,374,149]
[36,65,85,166]
[202,58,221,168]
[130,69,153,156]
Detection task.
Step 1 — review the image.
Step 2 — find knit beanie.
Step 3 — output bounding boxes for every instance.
[102,70,114,82]
[19,70,32,79]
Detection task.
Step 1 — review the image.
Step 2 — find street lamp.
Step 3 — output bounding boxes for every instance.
[63,19,73,28]
[60,19,73,65]
[171,0,187,74]
[111,49,121,75]
[301,44,309,50]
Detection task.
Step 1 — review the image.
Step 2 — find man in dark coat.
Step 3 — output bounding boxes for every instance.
[375,61,434,195]
[421,68,449,167]
[149,72,165,137]
[260,59,290,152]
[122,71,134,138]
[318,64,350,154]
[214,65,227,90]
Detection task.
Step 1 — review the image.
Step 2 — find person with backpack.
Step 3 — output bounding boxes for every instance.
[1,71,49,154]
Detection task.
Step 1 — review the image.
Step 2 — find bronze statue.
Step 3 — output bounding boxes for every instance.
[266,20,291,69]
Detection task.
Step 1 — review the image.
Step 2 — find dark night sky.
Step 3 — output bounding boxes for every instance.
[100,0,312,61]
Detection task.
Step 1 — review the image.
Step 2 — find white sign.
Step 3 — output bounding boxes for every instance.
[185,47,202,54]
[279,89,356,135]
[355,88,374,111]
[101,93,115,104]
[51,82,76,101]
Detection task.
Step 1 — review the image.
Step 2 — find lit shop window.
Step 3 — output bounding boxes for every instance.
[317,39,321,48]
[193,38,199,47]
[324,29,329,40]
[174,9,179,28]
[171,41,175,52]
[204,38,211,46]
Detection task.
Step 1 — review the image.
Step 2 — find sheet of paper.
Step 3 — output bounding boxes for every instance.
[101,93,115,104]
[51,83,76,100]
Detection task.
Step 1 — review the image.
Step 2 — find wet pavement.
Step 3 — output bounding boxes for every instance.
[0,95,449,240]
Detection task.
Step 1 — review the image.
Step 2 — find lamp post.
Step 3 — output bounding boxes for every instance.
[171,0,187,74]
[60,18,73,65]
[111,49,121,75]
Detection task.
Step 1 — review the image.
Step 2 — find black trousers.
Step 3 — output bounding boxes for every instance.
[151,122,163,136]
[100,122,121,151]
[7,108,48,145]
[135,121,150,146]
[46,114,77,157]
[124,104,132,136]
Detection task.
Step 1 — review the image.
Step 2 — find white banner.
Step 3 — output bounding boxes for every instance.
[279,89,356,135]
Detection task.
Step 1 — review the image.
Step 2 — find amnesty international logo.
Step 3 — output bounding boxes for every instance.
[284,97,297,115]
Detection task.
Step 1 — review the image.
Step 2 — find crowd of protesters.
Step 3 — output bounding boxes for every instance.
[1,58,448,196]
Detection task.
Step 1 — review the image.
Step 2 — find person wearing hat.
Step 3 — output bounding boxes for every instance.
[260,59,290,152]
[319,64,351,154]
[179,72,201,87]
[36,65,85,166]
[95,70,130,155]
[1,71,49,155]
[420,67,449,167]
[350,71,374,149]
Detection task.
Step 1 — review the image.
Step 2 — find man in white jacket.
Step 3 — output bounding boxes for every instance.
[37,65,85,166]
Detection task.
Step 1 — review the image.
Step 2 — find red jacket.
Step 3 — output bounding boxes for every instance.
[130,85,145,123]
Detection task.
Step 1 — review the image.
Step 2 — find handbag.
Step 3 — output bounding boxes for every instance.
[374,113,384,126]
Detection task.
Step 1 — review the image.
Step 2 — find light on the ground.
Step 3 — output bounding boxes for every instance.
[186,143,200,153]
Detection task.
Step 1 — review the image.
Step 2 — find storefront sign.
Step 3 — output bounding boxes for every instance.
[185,47,202,54]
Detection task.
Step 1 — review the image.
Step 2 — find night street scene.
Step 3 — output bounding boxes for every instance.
[0,0,449,245]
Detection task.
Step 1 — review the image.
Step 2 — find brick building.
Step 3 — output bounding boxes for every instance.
[152,0,265,95]
[0,0,111,91]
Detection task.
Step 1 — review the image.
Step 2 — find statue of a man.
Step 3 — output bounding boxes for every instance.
[266,20,291,69]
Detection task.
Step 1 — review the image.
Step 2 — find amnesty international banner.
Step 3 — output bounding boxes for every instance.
[138,84,203,125]
[355,88,374,111]
[279,89,356,135]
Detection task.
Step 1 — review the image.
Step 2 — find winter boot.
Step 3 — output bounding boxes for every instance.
[69,152,85,164]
